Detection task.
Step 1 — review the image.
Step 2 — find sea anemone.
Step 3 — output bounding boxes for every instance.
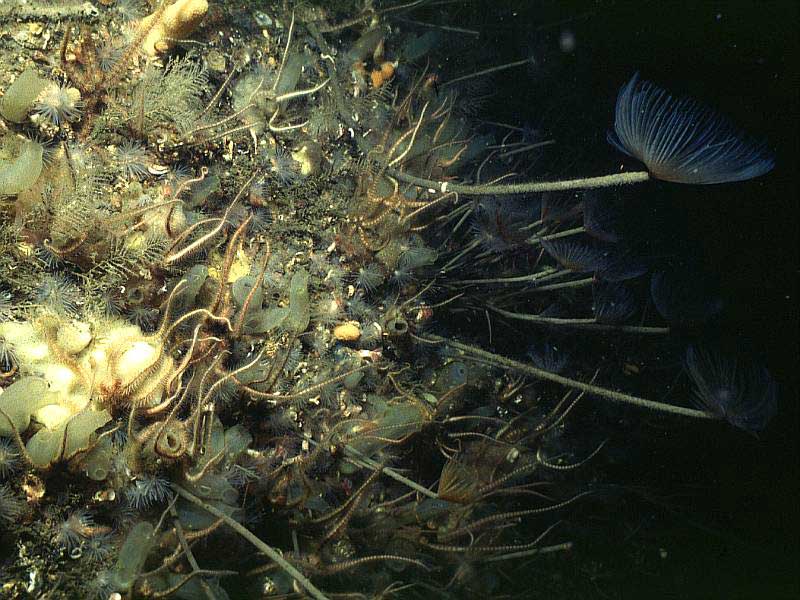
[346,295,377,322]
[310,371,342,408]
[210,378,239,406]
[309,330,331,357]
[541,192,582,223]
[685,345,777,433]
[592,281,636,324]
[115,141,150,180]
[354,263,385,294]
[0,438,20,478]
[360,322,383,348]
[83,532,115,562]
[35,273,82,315]
[34,83,83,125]
[324,263,346,290]
[527,341,570,374]
[0,484,23,523]
[313,296,344,327]
[582,191,621,243]
[597,244,649,282]
[389,267,415,289]
[56,509,94,551]
[651,265,723,324]
[608,73,774,184]
[124,475,173,510]
[471,196,539,253]
[265,146,300,184]
[282,341,304,375]
[98,287,125,318]
[307,103,338,139]
[109,502,137,531]
[249,207,273,233]
[0,335,16,371]
[97,41,124,72]
[167,162,194,187]
[64,141,96,172]
[87,570,115,600]
[541,238,611,273]
[128,306,160,332]
[33,242,64,270]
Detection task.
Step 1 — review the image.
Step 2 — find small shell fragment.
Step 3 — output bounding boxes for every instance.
[148,164,170,176]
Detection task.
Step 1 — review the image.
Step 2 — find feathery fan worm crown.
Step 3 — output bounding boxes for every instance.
[608,73,775,184]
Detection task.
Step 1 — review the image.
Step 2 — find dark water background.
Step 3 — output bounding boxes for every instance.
[419,1,798,597]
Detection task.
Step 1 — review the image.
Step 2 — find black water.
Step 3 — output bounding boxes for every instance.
[436,1,798,597]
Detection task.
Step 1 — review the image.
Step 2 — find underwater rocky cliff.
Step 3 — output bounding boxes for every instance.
[0,1,795,599]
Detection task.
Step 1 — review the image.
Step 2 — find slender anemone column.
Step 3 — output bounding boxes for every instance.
[418,335,718,420]
[387,168,651,195]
